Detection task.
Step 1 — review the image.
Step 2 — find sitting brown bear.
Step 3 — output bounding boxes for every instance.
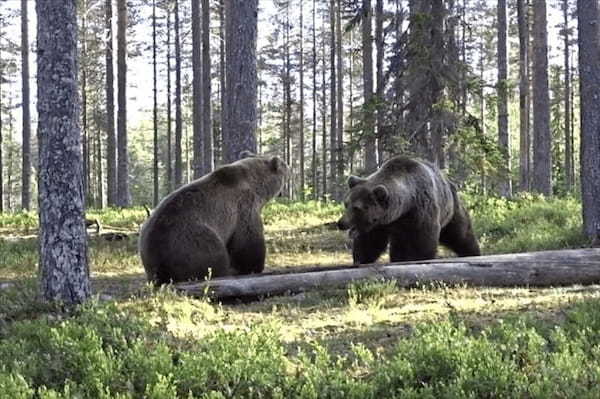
[139,154,288,285]
[337,156,480,264]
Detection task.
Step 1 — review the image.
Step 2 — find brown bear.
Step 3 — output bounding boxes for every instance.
[337,156,480,264]
[139,154,288,285]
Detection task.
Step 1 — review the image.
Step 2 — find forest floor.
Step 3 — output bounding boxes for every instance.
[2,195,600,397]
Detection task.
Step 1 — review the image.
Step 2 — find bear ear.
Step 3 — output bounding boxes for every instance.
[373,185,389,206]
[348,175,366,188]
[269,156,285,172]
[239,150,256,159]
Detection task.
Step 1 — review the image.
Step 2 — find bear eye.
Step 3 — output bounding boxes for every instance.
[352,205,362,213]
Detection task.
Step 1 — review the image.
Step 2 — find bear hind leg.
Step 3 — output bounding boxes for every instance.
[439,212,481,257]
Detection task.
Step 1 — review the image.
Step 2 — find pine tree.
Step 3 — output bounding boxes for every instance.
[37,0,90,304]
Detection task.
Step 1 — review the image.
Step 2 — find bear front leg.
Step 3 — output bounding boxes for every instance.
[389,223,440,262]
[227,225,267,275]
[352,227,389,265]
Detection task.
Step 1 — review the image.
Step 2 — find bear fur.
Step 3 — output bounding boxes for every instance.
[337,156,480,264]
[139,154,288,285]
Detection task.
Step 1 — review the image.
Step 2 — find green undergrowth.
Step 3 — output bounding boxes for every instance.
[1,282,600,398]
[0,195,595,397]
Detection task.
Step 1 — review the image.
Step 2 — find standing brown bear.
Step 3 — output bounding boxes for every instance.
[337,156,480,264]
[139,154,288,285]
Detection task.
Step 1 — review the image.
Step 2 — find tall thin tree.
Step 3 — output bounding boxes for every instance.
[329,0,337,194]
[166,5,173,191]
[0,26,3,213]
[563,0,573,191]
[37,0,90,304]
[174,0,183,186]
[363,0,376,172]
[152,0,159,206]
[116,0,130,206]
[202,0,213,173]
[106,0,117,206]
[577,0,600,243]
[192,0,203,179]
[517,0,530,192]
[21,0,31,210]
[312,0,318,198]
[299,0,306,200]
[223,0,258,162]
[531,0,552,195]
[497,0,511,196]
[335,0,344,196]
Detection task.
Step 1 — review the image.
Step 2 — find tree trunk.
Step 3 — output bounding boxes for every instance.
[174,0,183,186]
[577,0,600,241]
[176,249,600,300]
[335,0,344,198]
[563,0,572,192]
[363,0,376,173]
[166,7,173,192]
[329,0,337,196]
[0,31,3,213]
[312,0,318,199]
[375,0,384,164]
[299,0,305,200]
[81,0,89,205]
[192,0,203,179]
[531,0,552,195]
[202,0,213,173]
[152,0,159,206]
[37,0,90,304]
[21,0,31,211]
[322,28,328,200]
[430,0,445,169]
[517,0,530,192]
[105,0,117,206]
[116,0,130,206]
[218,0,226,166]
[223,0,258,163]
[497,0,511,197]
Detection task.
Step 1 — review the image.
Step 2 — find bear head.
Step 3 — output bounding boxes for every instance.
[231,154,289,199]
[337,175,390,233]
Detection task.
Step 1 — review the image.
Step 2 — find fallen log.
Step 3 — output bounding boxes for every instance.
[175,248,600,300]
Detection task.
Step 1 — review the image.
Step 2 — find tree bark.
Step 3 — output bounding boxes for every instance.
[105,0,117,206]
[563,0,572,192]
[176,249,600,300]
[152,0,159,206]
[312,0,318,199]
[335,0,344,197]
[497,0,511,197]
[37,0,90,304]
[21,0,31,211]
[375,0,384,164]
[0,29,3,213]
[517,0,530,192]
[218,0,226,166]
[363,0,377,173]
[299,0,305,200]
[531,0,552,195]
[192,0,203,179]
[577,0,600,241]
[202,0,213,173]
[329,0,337,196]
[116,0,130,206]
[174,0,183,186]
[166,7,173,192]
[223,0,258,163]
